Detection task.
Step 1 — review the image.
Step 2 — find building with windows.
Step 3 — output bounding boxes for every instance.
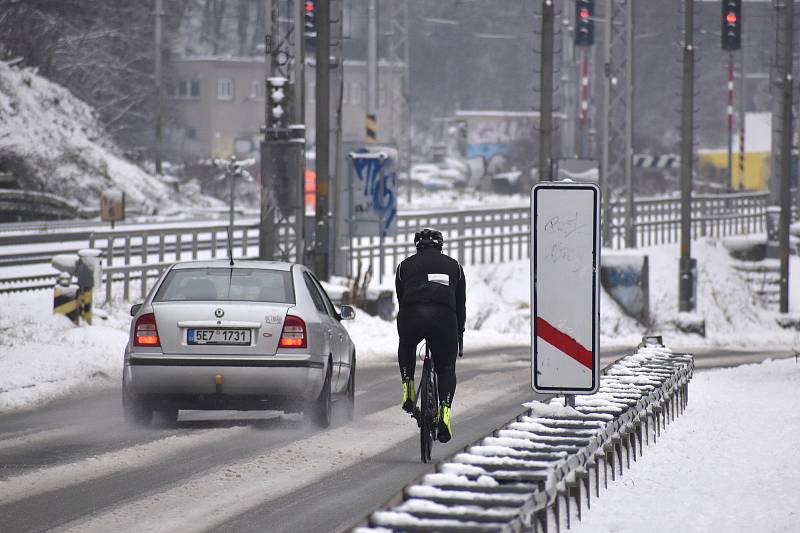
[168,56,404,160]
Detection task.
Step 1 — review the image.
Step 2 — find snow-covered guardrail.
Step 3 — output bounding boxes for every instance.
[356,342,694,533]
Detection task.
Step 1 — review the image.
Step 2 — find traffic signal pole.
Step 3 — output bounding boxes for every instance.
[778,0,793,313]
[538,0,555,182]
[678,0,695,312]
[727,53,734,188]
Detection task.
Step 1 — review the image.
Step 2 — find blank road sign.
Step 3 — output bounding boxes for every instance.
[531,182,600,394]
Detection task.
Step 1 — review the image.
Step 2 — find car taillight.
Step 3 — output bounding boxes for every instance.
[279,315,307,349]
[133,313,161,347]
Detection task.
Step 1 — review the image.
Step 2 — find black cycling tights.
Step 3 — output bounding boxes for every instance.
[397,304,458,406]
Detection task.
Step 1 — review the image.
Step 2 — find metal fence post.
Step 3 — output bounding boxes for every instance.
[458,214,466,264]
[124,235,131,301]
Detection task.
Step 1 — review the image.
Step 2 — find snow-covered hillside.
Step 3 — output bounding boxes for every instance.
[0,60,220,214]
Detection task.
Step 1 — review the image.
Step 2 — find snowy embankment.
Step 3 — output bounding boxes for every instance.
[570,356,800,533]
[0,60,220,214]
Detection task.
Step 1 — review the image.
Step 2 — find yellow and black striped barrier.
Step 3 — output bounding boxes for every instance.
[54,284,80,325]
[79,288,92,325]
[366,113,376,144]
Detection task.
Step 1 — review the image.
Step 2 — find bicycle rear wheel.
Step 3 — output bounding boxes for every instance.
[419,360,436,463]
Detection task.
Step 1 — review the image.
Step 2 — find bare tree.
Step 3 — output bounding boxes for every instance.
[0,0,191,152]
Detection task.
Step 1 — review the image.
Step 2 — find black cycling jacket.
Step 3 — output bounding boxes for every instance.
[395,248,466,334]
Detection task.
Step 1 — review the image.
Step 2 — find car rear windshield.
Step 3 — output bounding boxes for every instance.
[154,268,295,304]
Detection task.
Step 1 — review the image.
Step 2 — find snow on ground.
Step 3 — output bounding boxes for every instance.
[571,356,800,533]
[0,60,221,214]
[0,291,131,412]
[0,236,797,413]
[644,239,800,351]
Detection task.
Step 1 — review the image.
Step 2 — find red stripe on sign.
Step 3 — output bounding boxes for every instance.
[536,317,593,370]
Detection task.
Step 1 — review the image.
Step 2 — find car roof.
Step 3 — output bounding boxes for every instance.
[170,259,296,272]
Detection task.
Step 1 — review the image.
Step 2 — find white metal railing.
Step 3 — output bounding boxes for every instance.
[0,191,780,296]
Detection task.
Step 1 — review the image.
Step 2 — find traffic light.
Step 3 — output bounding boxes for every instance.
[304,1,316,38]
[721,0,741,51]
[267,76,289,129]
[575,0,594,47]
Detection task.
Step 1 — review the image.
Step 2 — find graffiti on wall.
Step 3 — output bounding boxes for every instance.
[350,148,397,235]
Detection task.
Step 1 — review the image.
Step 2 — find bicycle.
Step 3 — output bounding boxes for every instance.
[412,341,438,463]
[411,336,463,463]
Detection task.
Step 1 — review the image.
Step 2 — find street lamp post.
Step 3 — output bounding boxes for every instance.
[214,155,255,262]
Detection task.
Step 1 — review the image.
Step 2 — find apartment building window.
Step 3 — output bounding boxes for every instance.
[217,78,234,101]
[174,80,201,99]
[249,80,263,100]
[350,82,361,105]
[379,85,387,106]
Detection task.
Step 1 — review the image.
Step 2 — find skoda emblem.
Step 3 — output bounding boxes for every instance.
[214,308,224,318]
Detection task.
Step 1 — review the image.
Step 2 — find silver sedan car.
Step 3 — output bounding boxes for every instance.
[122,259,356,428]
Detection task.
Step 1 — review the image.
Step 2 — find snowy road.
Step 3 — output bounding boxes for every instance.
[0,345,788,532]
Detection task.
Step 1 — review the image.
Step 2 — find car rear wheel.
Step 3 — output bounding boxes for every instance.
[306,363,332,429]
[122,377,153,427]
[344,353,355,421]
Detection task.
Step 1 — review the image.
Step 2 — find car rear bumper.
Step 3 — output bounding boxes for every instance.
[125,354,326,402]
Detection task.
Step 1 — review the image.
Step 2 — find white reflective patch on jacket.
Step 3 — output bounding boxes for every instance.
[428,273,450,286]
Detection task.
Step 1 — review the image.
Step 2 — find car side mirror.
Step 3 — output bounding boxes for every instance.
[130,303,143,317]
[339,305,356,321]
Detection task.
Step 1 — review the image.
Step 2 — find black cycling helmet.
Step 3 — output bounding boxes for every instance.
[414,228,444,250]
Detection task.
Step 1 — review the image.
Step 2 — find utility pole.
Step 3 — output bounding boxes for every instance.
[679,0,695,312]
[154,0,163,175]
[314,0,331,278]
[623,0,634,248]
[292,0,306,265]
[259,0,275,261]
[366,0,378,144]
[600,0,633,247]
[539,0,555,182]
[778,0,793,313]
[388,0,411,202]
[331,0,346,277]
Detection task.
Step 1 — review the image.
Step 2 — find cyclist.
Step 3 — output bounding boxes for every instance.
[395,228,466,443]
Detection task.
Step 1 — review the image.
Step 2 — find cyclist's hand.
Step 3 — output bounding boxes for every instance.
[458,335,463,358]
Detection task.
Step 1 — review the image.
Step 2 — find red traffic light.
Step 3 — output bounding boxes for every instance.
[726,12,737,24]
[579,8,590,19]
[305,1,314,12]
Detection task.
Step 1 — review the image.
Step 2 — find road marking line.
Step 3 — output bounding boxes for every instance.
[0,427,248,506]
[0,426,82,453]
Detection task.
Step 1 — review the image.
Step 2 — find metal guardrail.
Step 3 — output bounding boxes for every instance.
[348,191,772,280]
[357,345,694,532]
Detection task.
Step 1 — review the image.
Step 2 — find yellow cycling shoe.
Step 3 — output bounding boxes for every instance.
[401,378,416,414]
[437,404,452,443]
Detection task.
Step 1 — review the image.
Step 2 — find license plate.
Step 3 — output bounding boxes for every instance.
[187,328,251,346]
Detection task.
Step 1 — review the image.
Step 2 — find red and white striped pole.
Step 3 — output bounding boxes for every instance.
[727,53,735,188]
[579,50,590,157]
